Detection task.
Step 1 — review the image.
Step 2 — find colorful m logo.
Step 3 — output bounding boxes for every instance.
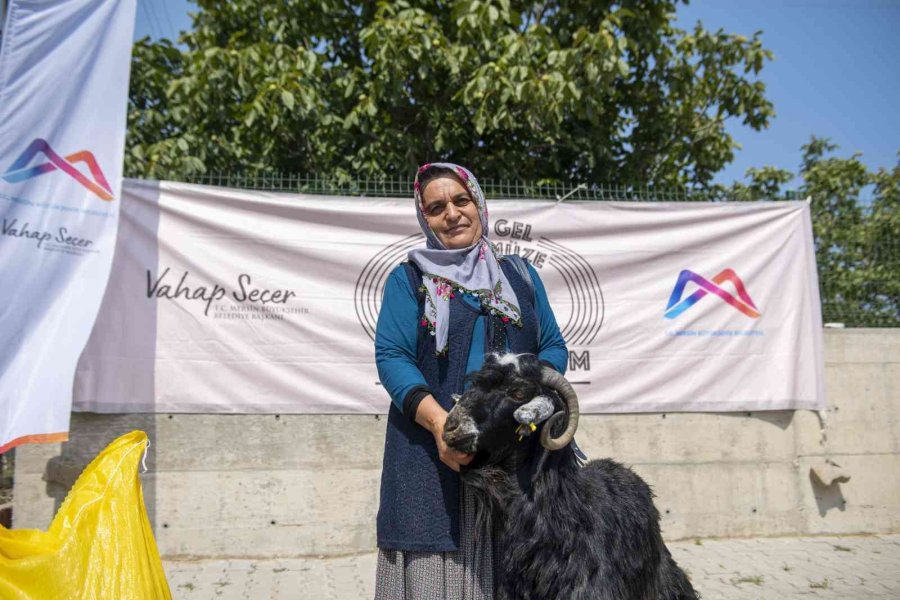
[664,268,760,319]
[2,138,113,201]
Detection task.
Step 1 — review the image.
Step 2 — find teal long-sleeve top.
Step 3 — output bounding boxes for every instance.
[375,262,568,418]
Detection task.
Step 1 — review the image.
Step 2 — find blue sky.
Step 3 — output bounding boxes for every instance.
[134,0,899,188]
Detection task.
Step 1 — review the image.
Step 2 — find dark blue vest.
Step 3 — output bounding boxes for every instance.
[376,258,540,551]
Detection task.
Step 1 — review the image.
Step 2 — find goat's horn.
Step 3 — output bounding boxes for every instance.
[539,366,579,451]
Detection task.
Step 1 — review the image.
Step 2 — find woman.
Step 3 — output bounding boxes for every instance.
[374,163,568,599]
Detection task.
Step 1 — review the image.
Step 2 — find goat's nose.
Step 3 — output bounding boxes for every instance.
[444,413,460,434]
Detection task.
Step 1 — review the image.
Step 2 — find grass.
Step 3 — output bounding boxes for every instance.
[809,578,830,589]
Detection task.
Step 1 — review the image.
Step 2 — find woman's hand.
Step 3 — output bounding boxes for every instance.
[414,395,473,472]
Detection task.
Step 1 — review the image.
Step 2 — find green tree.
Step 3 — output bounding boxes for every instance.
[724,137,899,326]
[126,0,774,186]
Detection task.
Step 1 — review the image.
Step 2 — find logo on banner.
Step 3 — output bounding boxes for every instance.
[355,220,603,374]
[2,138,114,201]
[146,268,308,321]
[1,217,98,255]
[664,268,760,319]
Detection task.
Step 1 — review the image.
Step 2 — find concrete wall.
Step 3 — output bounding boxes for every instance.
[12,329,899,558]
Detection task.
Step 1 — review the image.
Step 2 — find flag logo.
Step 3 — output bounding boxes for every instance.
[2,138,114,201]
[664,268,760,319]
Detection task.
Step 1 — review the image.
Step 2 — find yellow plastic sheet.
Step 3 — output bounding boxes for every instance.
[0,431,171,599]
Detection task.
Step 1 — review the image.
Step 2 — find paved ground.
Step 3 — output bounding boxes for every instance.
[163,534,900,599]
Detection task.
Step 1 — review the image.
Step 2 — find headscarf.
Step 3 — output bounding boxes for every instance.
[408,162,521,355]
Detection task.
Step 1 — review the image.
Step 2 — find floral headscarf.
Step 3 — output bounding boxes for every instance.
[407,162,521,355]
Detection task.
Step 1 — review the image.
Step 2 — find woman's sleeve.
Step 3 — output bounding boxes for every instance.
[375,266,434,417]
[527,263,568,375]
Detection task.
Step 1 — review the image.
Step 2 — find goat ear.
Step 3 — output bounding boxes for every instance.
[513,395,556,425]
[468,367,501,391]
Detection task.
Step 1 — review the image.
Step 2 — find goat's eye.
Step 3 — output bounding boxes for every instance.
[512,390,526,401]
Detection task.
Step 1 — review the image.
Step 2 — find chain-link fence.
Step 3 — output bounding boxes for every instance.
[174,172,807,202]
[158,174,895,327]
[817,220,898,328]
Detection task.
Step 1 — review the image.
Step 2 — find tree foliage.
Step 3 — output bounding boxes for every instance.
[126,0,774,186]
[125,2,896,325]
[724,138,899,326]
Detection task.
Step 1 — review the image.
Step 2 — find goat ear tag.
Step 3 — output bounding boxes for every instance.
[513,395,555,425]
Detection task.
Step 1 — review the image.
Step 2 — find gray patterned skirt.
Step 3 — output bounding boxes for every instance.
[374,484,495,600]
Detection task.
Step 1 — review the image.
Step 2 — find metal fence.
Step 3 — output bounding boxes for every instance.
[162,173,895,328]
[175,172,805,201]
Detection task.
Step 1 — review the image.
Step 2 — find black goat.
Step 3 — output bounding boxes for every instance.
[443,353,699,600]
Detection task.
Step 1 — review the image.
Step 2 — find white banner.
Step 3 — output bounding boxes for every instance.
[74,181,825,415]
[0,0,136,452]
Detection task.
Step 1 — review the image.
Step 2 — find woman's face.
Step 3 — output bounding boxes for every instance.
[421,176,483,249]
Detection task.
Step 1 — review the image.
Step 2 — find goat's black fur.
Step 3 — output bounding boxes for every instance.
[444,354,699,600]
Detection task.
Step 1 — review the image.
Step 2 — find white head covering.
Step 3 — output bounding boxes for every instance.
[407,162,521,355]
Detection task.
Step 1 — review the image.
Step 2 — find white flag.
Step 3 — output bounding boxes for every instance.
[0,0,137,452]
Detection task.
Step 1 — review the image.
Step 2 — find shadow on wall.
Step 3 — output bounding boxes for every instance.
[718,409,796,431]
[809,461,851,517]
[725,411,850,519]
[715,410,854,520]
